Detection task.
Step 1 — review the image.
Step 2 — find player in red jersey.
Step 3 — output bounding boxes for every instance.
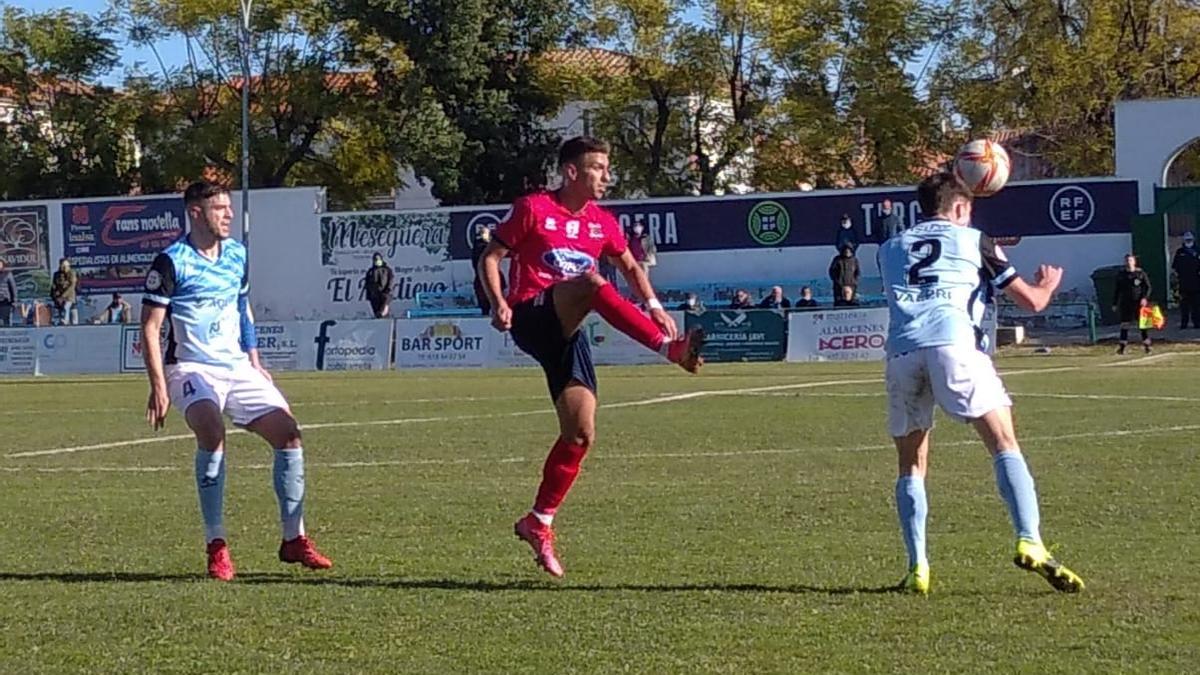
[478,136,704,577]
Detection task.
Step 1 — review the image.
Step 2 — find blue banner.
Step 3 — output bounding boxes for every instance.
[62,198,185,295]
[446,180,1138,259]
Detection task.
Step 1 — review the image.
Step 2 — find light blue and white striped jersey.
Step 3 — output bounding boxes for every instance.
[142,236,256,368]
[877,219,1016,355]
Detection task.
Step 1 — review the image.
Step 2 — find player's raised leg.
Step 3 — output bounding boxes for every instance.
[971,407,1084,593]
[246,408,332,570]
[515,382,595,577]
[553,271,704,372]
[183,397,236,581]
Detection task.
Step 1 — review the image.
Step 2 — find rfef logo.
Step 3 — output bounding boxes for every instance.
[747,201,790,246]
[1049,186,1095,232]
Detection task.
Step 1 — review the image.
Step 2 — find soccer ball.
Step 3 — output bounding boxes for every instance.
[953,139,1011,197]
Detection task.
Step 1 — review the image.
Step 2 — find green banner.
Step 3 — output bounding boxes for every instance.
[684,309,787,362]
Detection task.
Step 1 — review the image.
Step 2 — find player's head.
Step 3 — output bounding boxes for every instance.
[800,286,812,299]
[918,172,973,226]
[771,285,783,298]
[184,181,233,240]
[558,136,611,201]
[1125,253,1138,270]
[59,257,70,270]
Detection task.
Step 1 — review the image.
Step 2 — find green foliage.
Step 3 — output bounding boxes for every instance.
[0,7,138,200]
[931,0,1200,177]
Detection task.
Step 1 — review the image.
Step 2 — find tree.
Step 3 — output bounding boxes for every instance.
[755,0,949,190]
[120,0,415,206]
[0,7,139,200]
[930,0,1200,177]
[547,0,770,197]
[333,0,583,205]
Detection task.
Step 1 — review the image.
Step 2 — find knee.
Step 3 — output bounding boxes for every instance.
[565,427,595,450]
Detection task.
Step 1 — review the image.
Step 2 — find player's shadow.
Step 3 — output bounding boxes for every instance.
[0,571,897,594]
[234,573,899,595]
[0,571,198,583]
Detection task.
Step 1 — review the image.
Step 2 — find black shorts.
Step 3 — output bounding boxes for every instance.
[510,290,597,402]
[1117,300,1139,324]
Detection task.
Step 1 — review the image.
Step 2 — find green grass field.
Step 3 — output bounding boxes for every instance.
[2,348,1199,673]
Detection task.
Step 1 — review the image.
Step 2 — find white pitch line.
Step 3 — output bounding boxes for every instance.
[747,391,1200,403]
[5,354,1173,459]
[4,423,1198,474]
[0,395,548,418]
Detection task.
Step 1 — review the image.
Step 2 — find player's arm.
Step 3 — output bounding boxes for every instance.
[610,247,678,341]
[238,259,270,379]
[478,239,512,331]
[483,201,535,332]
[141,254,175,430]
[981,236,1061,312]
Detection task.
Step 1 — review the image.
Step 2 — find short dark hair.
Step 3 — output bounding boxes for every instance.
[558,136,609,167]
[917,172,973,216]
[184,180,229,207]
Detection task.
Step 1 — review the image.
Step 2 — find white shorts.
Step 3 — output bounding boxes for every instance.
[885,345,1012,437]
[166,361,290,427]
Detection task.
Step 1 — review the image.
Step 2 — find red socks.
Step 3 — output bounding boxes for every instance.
[533,438,589,516]
[592,283,666,351]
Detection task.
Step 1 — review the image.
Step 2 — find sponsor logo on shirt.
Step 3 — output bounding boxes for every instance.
[541,248,596,277]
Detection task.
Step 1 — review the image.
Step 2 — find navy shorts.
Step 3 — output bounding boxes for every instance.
[510,289,597,402]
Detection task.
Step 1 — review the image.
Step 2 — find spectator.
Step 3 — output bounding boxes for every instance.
[364,252,394,318]
[92,292,132,324]
[629,222,657,282]
[51,258,79,325]
[0,260,16,326]
[758,285,791,309]
[677,292,706,314]
[881,199,904,240]
[835,213,857,252]
[1113,253,1152,354]
[729,289,753,309]
[829,245,860,306]
[794,286,818,308]
[1172,231,1200,329]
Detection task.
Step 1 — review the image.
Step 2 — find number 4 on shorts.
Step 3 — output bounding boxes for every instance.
[183,380,196,397]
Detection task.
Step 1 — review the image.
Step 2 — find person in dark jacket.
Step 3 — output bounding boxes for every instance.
[0,259,16,326]
[829,245,860,306]
[881,199,904,240]
[364,252,394,318]
[729,289,753,309]
[1113,253,1152,354]
[794,286,818,308]
[51,258,79,325]
[758,286,791,309]
[835,213,857,252]
[1171,231,1200,329]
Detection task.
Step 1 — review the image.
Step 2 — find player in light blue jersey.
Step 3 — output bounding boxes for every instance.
[141,181,332,581]
[877,172,1084,594]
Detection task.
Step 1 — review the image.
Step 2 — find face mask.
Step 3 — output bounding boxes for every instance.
[633,226,644,236]
[841,220,851,229]
[686,298,696,307]
[374,259,384,267]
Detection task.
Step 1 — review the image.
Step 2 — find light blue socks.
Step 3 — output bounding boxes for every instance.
[195,448,226,543]
[273,448,306,541]
[993,450,1041,543]
[895,476,928,567]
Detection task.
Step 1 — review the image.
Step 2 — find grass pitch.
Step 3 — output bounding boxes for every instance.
[2,349,1199,673]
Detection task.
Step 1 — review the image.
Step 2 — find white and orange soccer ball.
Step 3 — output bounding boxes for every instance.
[953,139,1011,197]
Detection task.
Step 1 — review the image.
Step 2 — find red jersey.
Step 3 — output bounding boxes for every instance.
[494,191,627,305]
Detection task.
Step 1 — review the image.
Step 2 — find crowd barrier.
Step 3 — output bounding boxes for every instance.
[0,308,997,376]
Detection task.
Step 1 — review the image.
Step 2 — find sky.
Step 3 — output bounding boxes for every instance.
[7,1,936,90]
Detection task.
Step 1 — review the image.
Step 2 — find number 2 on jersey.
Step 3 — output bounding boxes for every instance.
[907,239,942,285]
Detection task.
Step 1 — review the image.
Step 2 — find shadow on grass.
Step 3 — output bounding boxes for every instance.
[0,570,899,595]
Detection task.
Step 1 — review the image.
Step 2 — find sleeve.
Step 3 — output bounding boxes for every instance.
[384,267,394,293]
[829,258,838,282]
[979,235,1018,289]
[492,198,535,250]
[238,256,257,352]
[1141,271,1153,300]
[142,253,176,307]
[1113,276,1121,306]
[603,212,628,258]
